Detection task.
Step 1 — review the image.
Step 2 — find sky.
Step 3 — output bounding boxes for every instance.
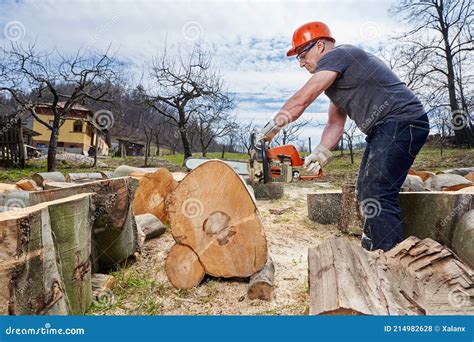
[0,0,405,145]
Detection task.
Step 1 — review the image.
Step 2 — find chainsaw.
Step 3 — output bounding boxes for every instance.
[185,133,323,184]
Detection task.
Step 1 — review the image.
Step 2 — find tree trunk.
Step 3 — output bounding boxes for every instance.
[179,125,192,161]
[32,172,66,188]
[221,145,225,158]
[66,173,106,184]
[47,119,60,172]
[167,160,267,279]
[132,168,178,223]
[308,237,474,315]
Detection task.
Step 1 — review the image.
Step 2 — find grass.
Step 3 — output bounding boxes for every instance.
[160,151,248,166]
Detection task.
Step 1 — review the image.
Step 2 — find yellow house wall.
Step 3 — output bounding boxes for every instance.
[31,114,93,151]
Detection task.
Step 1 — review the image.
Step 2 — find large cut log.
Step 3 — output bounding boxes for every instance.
[30,177,138,271]
[399,191,473,267]
[66,173,106,183]
[308,237,474,315]
[172,172,187,182]
[132,168,177,223]
[338,184,363,235]
[0,193,94,315]
[451,210,474,269]
[402,174,425,191]
[408,169,435,182]
[248,257,275,301]
[43,181,78,190]
[167,160,267,279]
[32,172,65,187]
[307,190,342,225]
[46,193,95,314]
[0,202,68,315]
[112,165,157,178]
[165,244,205,289]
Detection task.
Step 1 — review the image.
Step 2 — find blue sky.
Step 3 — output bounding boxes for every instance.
[0,0,404,144]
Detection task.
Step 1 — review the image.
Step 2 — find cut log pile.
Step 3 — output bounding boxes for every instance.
[308,237,474,315]
[0,161,274,315]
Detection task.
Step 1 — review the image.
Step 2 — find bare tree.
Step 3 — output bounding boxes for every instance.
[236,120,257,155]
[390,0,474,146]
[0,44,118,171]
[343,120,362,164]
[273,118,311,146]
[139,44,232,161]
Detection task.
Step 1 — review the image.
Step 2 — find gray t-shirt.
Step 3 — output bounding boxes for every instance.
[316,44,425,134]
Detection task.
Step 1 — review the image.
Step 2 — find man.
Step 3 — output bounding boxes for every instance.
[258,21,429,252]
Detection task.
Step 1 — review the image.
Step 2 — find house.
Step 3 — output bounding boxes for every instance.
[114,138,145,157]
[24,102,110,156]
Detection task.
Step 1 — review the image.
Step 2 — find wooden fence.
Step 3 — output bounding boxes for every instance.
[0,114,25,168]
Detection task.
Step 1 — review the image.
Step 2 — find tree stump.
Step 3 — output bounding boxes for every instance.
[165,244,205,289]
[167,160,268,280]
[338,184,363,236]
[252,182,284,200]
[132,168,178,223]
[307,190,342,225]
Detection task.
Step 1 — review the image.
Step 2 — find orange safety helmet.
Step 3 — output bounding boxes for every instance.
[287,21,335,57]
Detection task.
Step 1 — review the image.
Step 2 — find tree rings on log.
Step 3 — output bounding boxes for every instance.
[165,244,205,289]
[167,160,267,278]
[132,168,177,223]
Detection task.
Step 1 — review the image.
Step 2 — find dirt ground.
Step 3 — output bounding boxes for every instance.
[93,182,358,316]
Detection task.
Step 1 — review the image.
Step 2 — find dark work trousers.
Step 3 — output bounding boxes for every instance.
[357,113,430,251]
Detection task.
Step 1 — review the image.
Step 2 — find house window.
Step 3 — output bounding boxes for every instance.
[73,120,83,133]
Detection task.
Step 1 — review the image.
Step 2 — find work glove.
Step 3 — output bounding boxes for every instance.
[304,145,333,174]
[255,119,280,145]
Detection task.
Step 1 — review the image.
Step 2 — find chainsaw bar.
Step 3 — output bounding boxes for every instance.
[185,158,249,175]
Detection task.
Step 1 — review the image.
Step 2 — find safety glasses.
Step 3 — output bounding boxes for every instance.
[296,40,319,61]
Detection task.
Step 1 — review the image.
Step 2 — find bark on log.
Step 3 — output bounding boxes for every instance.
[0,203,68,315]
[46,194,95,314]
[307,190,342,225]
[132,169,177,223]
[440,167,474,176]
[32,172,66,187]
[135,213,167,248]
[338,184,363,236]
[402,175,425,191]
[165,244,205,289]
[248,257,275,301]
[452,210,474,270]
[30,177,138,271]
[0,193,94,315]
[66,173,106,183]
[308,237,474,315]
[167,160,267,278]
[112,165,157,178]
[43,181,78,190]
[0,190,31,208]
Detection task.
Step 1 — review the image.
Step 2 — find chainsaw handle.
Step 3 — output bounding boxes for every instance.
[261,139,270,183]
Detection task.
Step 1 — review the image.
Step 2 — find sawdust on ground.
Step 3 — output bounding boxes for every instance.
[96,183,359,316]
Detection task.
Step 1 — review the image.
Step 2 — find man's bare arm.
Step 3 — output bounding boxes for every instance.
[320,102,347,150]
